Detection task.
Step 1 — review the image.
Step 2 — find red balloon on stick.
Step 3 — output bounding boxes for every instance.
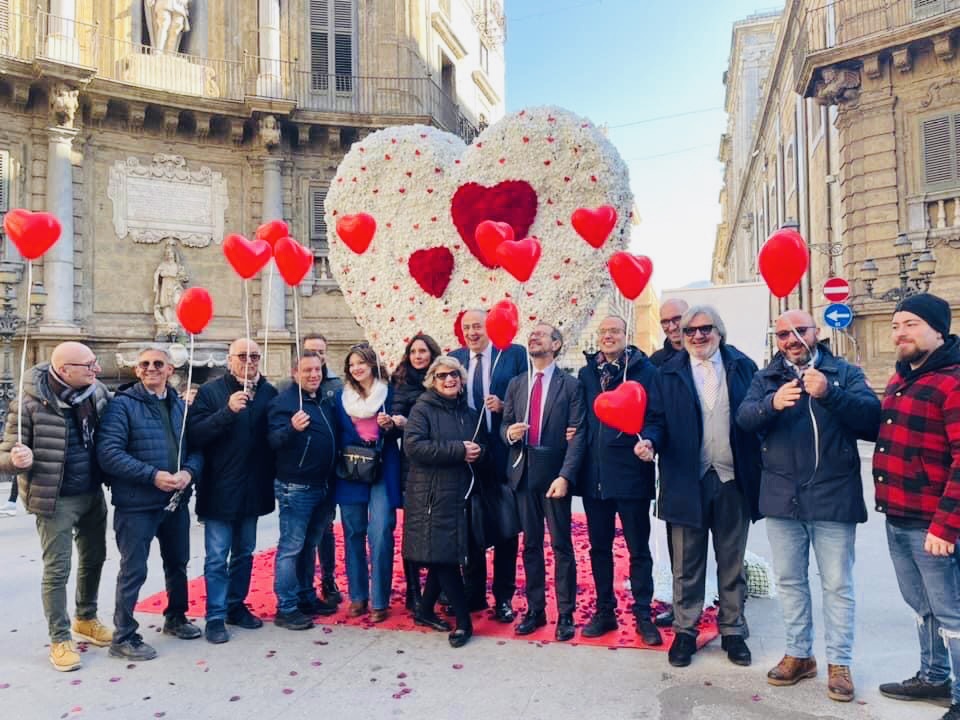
[571,205,617,248]
[274,237,314,285]
[254,220,289,249]
[475,220,514,266]
[758,227,809,298]
[485,300,520,350]
[495,237,542,283]
[336,213,377,254]
[607,252,653,300]
[593,381,647,435]
[223,233,272,279]
[176,287,214,335]
[2,209,62,260]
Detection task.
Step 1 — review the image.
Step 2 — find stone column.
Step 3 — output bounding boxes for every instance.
[47,0,79,64]
[262,155,286,331]
[257,0,282,97]
[186,0,209,57]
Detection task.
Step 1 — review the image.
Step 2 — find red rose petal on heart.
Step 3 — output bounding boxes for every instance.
[522,136,529,143]
[543,160,551,166]
[384,154,391,160]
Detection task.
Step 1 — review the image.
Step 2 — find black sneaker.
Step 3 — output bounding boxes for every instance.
[635,616,663,646]
[274,609,314,631]
[880,673,953,707]
[226,605,263,629]
[204,619,229,644]
[162,615,202,640]
[942,703,960,720]
[109,635,158,661]
[581,612,618,638]
[321,577,343,605]
[298,596,338,617]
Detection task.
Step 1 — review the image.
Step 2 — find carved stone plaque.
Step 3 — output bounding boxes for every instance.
[107,154,228,247]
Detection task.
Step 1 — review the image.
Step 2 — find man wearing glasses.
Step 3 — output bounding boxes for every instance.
[98,347,205,661]
[643,306,760,669]
[187,339,278,643]
[0,342,112,672]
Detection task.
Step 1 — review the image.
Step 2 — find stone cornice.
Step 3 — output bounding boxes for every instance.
[431,11,468,60]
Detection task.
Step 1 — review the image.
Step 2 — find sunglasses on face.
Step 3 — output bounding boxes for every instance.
[775,327,813,341]
[232,353,261,362]
[138,360,167,370]
[660,315,683,328]
[682,325,715,337]
[434,371,460,381]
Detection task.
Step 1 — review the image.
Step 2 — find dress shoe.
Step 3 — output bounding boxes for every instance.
[828,664,855,702]
[653,608,674,628]
[636,616,663,646]
[414,611,451,632]
[226,604,263,629]
[298,596,338,617]
[879,673,953,707]
[581,612,618,638]
[321,577,342,605]
[767,655,818,686]
[668,632,697,667]
[448,625,473,648]
[274,610,314,631]
[370,608,389,623]
[555,614,575,642]
[515,611,547,636]
[204,619,229,644]
[493,601,514,623]
[347,600,369,618]
[721,635,751,666]
[162,615,202,640]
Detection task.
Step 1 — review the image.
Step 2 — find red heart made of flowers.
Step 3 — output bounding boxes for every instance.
[608,252,653,300]
[593,380,647,435]
[475,220,515,267]
[571,205,618,249]
[2,209,62,260]
[336,213,377,255]
[254,220,289,249]
[408,247,454,298]
[274,237,314,285]
[495,237,542,283]
[486,300,520,350]
[451,181,538,269]
[223,233,272,279]
[176,287,214,335]
[758,228,809,298]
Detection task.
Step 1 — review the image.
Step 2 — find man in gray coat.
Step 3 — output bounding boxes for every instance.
[503,324,584,641]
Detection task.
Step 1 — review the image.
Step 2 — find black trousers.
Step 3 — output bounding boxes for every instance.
[517,488,575,615]
[671,470,749,638]
[583,496,653,616]
[319,521,335,579]
[464,534,519,607]
[421,562,471,630]
[113,504,190,643]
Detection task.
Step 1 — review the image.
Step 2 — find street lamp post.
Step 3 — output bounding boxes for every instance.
[860,233,936,302]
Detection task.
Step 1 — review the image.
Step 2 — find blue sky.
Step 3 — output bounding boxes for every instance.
[504,0,783,292]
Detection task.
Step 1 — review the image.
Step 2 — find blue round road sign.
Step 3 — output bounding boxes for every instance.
[823,303,853,329]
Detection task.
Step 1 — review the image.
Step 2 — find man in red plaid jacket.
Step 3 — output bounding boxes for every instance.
[873,293,960,720]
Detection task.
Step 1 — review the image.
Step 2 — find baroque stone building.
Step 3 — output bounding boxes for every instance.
[714,1,960,387]
[0,0,505,383]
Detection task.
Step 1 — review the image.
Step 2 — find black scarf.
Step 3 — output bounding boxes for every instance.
[596,351,627,392]
[47,368,98,449]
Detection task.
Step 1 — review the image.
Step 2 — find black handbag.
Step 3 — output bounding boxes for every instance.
[338,441,381,484]
[470,478,521,549]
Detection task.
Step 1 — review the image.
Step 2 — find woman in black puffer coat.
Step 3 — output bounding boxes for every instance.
[390,334,441,612]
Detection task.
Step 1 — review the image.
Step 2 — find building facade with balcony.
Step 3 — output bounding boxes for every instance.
[0,0,506,379]
[715,0,960,386]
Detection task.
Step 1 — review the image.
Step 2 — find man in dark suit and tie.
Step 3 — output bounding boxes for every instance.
[451,308,528,622]
[502,324,584,641]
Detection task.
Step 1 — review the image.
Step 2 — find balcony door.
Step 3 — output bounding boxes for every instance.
[310,0,356,109]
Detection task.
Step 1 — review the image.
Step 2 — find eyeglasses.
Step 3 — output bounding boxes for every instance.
[232,352,262,362]
[137,359,167,370]
[660,315,683,328]
[63,358,99,371]
[682,325,715,337]
[434,371,460,381]
[598,327,625,337]
[775,327,813,341]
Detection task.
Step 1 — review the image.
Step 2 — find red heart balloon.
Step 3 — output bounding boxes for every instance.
[475,220,514,267]
[495,237,542,283]
[408,247,454,298]
[485,300,520,350]
[571,205,617,248]
[758,228,809,298]
[176,287,214,335]
[274,236,314,286]
[2,209,62,260]
[223,233,272,279]
[593,380,647,435]
[254,220,289,249]
[336,213,377,254]
[608,252,653,300]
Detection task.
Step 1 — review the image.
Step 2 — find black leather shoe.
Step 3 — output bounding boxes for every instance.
[448,625,473,648]
[162,615,202,640]
[636,616,663,646]
[555,614,575,642]
[515,611,547,636]
[581,612,618,638]
[493,601,514,624]
[226,605,263,629]
[204,619,229,644]
[414,611,452,632]
[321,577,342,605]
[298,596,338,617]
[721,635,752,666]
[668,632,697,667]
[654,608,674,627]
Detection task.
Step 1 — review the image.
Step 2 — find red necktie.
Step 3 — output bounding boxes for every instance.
[528,372,544,446]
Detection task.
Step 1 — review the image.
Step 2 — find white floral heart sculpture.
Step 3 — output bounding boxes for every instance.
[324,105,634,370]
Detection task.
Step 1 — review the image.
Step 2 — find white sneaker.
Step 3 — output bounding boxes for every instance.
[0,500,16,517]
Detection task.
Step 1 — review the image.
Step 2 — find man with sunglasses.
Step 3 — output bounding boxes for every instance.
[737,310,880,702]
[0,342,112,672]
[187,339,278,643]
[646,306,760,669]
[98,347,205,661]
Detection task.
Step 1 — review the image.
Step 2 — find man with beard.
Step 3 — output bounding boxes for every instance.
[873,294,960,720]
[737,310,880,702]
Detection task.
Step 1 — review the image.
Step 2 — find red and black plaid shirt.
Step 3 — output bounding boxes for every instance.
[874,361,960,543]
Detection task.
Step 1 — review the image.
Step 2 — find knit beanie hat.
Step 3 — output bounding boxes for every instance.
[895,293,952,338]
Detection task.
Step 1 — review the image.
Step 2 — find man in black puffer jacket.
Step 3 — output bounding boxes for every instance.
[187,338,277,644]
[98,347,204,662]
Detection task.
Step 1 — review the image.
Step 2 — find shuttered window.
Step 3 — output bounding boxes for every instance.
[913,0,960,20]
[0,150,8,214]
[310,0,355,92]
[921,113,960,191]
[310,186,328,246]
[0,0,9,55]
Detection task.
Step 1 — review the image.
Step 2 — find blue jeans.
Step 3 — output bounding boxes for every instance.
[766,518,856,665]
[203,516,258,621]
[273,481,334,615]
[340,480,396,610]
[886,520,960,703]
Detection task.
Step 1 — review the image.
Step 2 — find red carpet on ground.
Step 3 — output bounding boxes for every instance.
[137,512,719,651]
